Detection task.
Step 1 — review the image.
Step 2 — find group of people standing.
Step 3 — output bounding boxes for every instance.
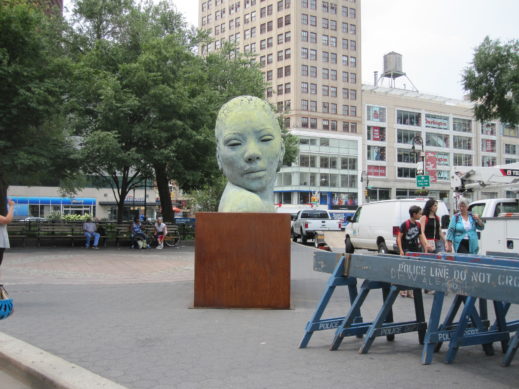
[397,197,485,297]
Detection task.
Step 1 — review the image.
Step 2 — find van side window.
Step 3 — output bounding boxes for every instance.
[352,207,362,222]
[501,202,519,214]
[468,204,485,217]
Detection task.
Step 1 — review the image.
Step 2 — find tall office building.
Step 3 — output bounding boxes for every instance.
[199,0,363,209]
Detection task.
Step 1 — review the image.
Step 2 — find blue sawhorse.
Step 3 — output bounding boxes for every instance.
[329,279,426,353]
[299,255,361,348]
[408,252,519,364]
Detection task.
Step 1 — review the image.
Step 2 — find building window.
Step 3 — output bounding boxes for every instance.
[330,53,337,64]
[301,65,308,76]
[322,102,329,113]
[367,126,386,141]
[310,118,317,129]
[277,17,283,28]
[309,32,317,43]
[350,40,356,51]
[397,129,421,144]
[266,70,273,81]
[453,153,473,166]
[341,157,357,170]
[267,53,273,63]
[397,110,421,126]
[323,119,329,130]
[425,113,449,130]
[277,50,284,61]
[284,82,291,93]
[397,148,417,163]
[330,103,337,114]
[322,35,329,46]
[285,48,291,59]
[330,87,337,97]
[397,167,417,179]
[453,117,472,133]
[309,66,317,77]
[285,14,291,25]
[301,47,308,59]
[322,68,329,79]
[277,84,284,95]
[482,156,496,167]
[301,99,308,110]
[277,67,284,78]
[342,105,349,116]
[505,144,518,155]
[302,117,309,128]
[302,14,308,25]
[481,139,496,153]
[322,51,329,62]
[285,65,291,76]
[367,146,386,161]
[310,15,317,26]
[481,122,497,136]
[309,49,317,60]
[309,100,317,112]
[322,18,329,29]
[453,135,472,150]
[426,133,450,148]
[503,124,519,137]
[330,69,337,80]
[300,154,317,167]
[277,34,283,44]
[350,73,357,83]
[330,36,337,47]
[285,31,291,42]
[350,106,357,116]
[367,105,386,122]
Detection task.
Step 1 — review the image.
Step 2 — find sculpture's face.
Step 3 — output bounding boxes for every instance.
[217,107,284,193]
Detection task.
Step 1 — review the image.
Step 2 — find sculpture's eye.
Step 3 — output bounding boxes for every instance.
[225,139,242,147]
[261,135,274,143]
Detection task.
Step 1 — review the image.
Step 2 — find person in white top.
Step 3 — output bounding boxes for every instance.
[0,199,15,266]
[154,217,168,249]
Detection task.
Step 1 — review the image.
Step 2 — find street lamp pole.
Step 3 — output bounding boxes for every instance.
[411,135,425,175]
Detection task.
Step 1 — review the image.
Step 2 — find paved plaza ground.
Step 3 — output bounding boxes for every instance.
[0,242,518,388]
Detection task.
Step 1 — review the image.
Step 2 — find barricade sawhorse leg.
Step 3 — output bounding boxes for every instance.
[299,255,361,348]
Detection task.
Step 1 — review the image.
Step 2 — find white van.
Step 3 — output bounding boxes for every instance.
[344,198,449,254]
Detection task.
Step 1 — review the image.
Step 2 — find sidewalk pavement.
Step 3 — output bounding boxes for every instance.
[0,244,518,389]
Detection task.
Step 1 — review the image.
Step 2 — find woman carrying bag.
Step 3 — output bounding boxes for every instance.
[420,198,447,253]
[446,198,485,254]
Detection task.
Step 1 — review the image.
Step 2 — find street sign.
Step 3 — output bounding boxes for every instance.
[416,175,430,187]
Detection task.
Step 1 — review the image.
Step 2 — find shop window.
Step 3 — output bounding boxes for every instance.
[367,146,386,161]
[367,105,386,122]
[397,110,421,126]
[453,117,472,133]
[367,126,386,141]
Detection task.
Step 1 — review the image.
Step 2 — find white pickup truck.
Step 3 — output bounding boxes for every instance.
[291,209,342,243]
[467,198,519,256]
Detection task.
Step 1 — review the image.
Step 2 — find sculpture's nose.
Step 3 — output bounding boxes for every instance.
[244,142,261,163]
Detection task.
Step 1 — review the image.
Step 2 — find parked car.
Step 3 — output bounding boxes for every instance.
[22,216,47,222]
[344,198,449,254]
[291,209,342,243]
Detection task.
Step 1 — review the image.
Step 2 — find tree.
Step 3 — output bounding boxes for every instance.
[463,37,519,125]
[0,1,77,214]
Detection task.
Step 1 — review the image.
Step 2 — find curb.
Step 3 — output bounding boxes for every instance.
[0,332,128,389]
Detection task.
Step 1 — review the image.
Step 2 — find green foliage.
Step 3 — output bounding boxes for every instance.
[188,175,227,212]
[463,37,519,125]
[62,213,92,222]
[0,0,78,204]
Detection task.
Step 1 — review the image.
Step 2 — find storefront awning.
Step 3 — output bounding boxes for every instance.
[10,196,96,205]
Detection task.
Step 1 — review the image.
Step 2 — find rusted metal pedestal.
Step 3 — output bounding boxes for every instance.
[194,212,291,309]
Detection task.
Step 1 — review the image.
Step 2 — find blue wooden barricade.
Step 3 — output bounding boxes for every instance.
[304,252,427,353]
[303,252,519,366]
[347,253,519,365]
[407,252,519,364]
[299,254,361,348]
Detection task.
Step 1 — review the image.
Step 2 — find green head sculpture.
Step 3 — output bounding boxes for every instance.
[215,96,285,212]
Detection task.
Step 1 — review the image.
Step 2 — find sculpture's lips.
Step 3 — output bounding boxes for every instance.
[244,169,266,176]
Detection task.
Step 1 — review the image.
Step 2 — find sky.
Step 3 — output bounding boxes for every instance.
[64,0,518,100]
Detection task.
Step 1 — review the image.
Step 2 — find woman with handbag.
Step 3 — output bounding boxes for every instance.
[446,197,485,254]
[420,198,447,253]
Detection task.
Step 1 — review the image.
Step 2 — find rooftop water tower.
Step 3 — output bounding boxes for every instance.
[375,51,418,91]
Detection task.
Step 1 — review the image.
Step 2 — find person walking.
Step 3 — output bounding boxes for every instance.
[420,198,447,253]
[397,205,428,297]
[82,217,100,249]
[0,199,15,266]
[154,217,167,249]
[446,197,485,254]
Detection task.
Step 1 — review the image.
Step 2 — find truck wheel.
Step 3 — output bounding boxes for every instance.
[378,241,388,254]
[345,237,355,254]
[291,229,298,242]
[301,228,307,244]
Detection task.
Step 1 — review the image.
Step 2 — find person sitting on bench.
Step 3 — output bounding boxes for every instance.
[83,217,100,249]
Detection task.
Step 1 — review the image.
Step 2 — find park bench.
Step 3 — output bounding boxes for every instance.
[7,223,27,246]
[37,222,108,247]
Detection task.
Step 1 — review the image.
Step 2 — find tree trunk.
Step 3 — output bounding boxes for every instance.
[154,163,174,222]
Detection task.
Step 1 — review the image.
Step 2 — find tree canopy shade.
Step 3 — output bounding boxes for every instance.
[462,37,519,126]
[0,1,77,214]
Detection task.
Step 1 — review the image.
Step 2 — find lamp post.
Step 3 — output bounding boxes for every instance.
[361,171,369,203]
[411,135,425,175]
